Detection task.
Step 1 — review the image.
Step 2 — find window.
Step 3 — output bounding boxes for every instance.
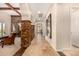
[0,22,5,36]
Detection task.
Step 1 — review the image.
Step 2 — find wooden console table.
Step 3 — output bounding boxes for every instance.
[0,35,8,48]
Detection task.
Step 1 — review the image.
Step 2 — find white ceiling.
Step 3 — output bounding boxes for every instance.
[0,3,8,7]
[29,3,51,15]
[1,3,79,16]
[0,10,19,15]
[0,3,20,15]
[0,3,51,16]
[0,3,19,7]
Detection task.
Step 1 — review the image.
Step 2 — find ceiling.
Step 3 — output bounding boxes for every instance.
[29,3,51,15]
[0,3,20,7]
[0,3,51,17]
[0,3,20,15]
[1,3,79,17]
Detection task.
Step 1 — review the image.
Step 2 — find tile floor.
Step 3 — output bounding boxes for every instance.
[63,49,79,56]
[1,36,79,56]
[63,46,79,56]
[0,37,21,56]
[23,38,59,56]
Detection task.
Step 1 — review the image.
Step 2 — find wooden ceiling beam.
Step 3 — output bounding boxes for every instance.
[5,3,21,16]
[11,15,21,17]
[0,7,20,10]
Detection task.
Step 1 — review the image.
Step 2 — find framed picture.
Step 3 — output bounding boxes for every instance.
[46,14,52,39]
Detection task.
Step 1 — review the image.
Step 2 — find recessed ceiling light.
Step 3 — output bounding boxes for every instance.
[37,11,41,14]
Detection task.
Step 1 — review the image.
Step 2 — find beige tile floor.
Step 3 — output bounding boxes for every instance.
[23,38,59,56]
[0,37,21,56]
[63,47,79,56]
[0,36,79,56]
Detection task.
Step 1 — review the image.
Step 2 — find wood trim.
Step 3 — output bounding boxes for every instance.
[5,3,21,16]
[0,7,20,10]
[21,20,32,23]
[11,15,21,17]
[13,47,27,56]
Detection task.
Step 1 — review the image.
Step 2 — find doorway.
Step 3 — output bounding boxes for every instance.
[71,8,79,49]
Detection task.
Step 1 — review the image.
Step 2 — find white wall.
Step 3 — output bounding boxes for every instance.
[20,3,32,20]
[56,4,71,51]
[0,12,11,35]
[45,4,71,51]
[45,4,57,50]
[45,3,79,51]
[71,9,79,47]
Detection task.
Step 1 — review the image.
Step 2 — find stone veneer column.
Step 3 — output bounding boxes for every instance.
[21,20,32,48]
[31,25,35,40]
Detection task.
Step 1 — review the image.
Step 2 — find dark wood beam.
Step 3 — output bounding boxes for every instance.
[5,3,21,16]
[0,7,20,10]
[11,15,21,17]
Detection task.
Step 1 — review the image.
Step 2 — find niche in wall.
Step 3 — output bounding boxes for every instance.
[46,14,52,39]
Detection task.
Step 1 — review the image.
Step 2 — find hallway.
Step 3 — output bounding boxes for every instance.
[0,3,79,56]
[22,38,59,56]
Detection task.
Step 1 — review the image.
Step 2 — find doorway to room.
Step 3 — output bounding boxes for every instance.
[71,8,79,49]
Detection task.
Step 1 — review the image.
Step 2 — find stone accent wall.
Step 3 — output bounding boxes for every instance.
[21,20,34,48]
